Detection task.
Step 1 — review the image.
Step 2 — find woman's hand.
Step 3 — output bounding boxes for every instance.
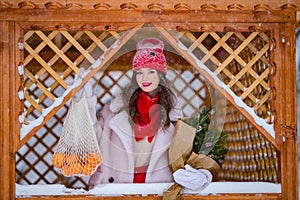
[173,164,212,191]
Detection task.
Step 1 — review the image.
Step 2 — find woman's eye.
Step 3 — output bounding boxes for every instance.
[136,71,142,75]
[149,70,156,74]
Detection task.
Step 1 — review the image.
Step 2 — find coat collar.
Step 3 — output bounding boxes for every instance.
[108,94,182,158]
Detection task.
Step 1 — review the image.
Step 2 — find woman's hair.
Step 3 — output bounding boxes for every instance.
[120,70,176,130]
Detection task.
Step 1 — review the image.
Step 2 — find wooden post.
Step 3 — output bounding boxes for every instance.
[0,21,22,200]
[276,23,298,200]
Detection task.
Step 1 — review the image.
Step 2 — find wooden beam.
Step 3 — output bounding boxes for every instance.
[2,0,300,11]
[297,11,300,27]
[0,21,21,200]
[0,9,295,24]
[276,23,298,200]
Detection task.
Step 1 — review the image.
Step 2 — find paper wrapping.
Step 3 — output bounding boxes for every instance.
[163,120,221,200]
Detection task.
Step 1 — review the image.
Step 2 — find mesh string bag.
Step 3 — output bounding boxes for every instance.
[52,92,102,177]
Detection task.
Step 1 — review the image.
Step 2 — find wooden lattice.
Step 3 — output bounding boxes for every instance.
[17,28,278,188]
[23,30,123,121]
[175,31,271,121]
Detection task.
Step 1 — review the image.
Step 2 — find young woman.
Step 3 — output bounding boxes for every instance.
[72,38,212,190]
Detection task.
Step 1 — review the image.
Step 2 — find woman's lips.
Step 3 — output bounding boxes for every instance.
[142,82,151,87]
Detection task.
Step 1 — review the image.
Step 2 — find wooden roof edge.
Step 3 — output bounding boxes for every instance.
[0,9,296,25]
[0,1,299,11]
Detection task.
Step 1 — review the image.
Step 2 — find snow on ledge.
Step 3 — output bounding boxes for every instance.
[16,182,281,197]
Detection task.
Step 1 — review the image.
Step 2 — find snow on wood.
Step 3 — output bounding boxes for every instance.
[177,40,275,138]
[15,182,281,197]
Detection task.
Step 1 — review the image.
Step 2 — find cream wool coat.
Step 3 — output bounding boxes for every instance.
[87,94,183,188]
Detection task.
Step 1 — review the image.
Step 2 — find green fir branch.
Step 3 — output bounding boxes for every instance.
[182,107,228,165]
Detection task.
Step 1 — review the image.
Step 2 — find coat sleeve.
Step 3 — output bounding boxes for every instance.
[89,102,114,188]
[169,96,183,121]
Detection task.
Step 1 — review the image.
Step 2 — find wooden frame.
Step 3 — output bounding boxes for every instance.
[0,1,299,200]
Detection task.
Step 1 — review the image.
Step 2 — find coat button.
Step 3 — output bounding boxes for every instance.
[108,177,114,183]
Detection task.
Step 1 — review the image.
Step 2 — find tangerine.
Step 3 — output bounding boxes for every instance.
[66,154,81,165]
[84,152,102,167]
[52,153,66,168]
[61,164,72,177]
[70,162,83,175]
[82,163,95,176]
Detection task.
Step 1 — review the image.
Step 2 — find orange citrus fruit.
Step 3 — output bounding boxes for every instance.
[61,164,72,176]
[82,163,95,176]
[66,154,81,165]
[52,153,66,168]
[84,152,102,167]
[70,162,83,175]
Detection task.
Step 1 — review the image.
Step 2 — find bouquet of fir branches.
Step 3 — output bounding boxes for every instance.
[182,107,228,165]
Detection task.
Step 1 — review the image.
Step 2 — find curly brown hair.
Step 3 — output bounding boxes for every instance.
[118,71,176,130]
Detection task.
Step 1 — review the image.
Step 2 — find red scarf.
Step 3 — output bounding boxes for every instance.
[134,91,160,143]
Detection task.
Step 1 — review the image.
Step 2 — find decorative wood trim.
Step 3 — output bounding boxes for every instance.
[0,21,21,200]
[0,9,295,24]
[15,193,282,200]
[278,23,298,200]
[1,0,300,11]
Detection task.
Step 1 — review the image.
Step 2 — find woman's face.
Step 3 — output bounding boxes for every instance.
[135,68,160,94]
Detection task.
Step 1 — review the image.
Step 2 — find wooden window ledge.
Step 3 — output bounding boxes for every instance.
[16,182,281,197]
